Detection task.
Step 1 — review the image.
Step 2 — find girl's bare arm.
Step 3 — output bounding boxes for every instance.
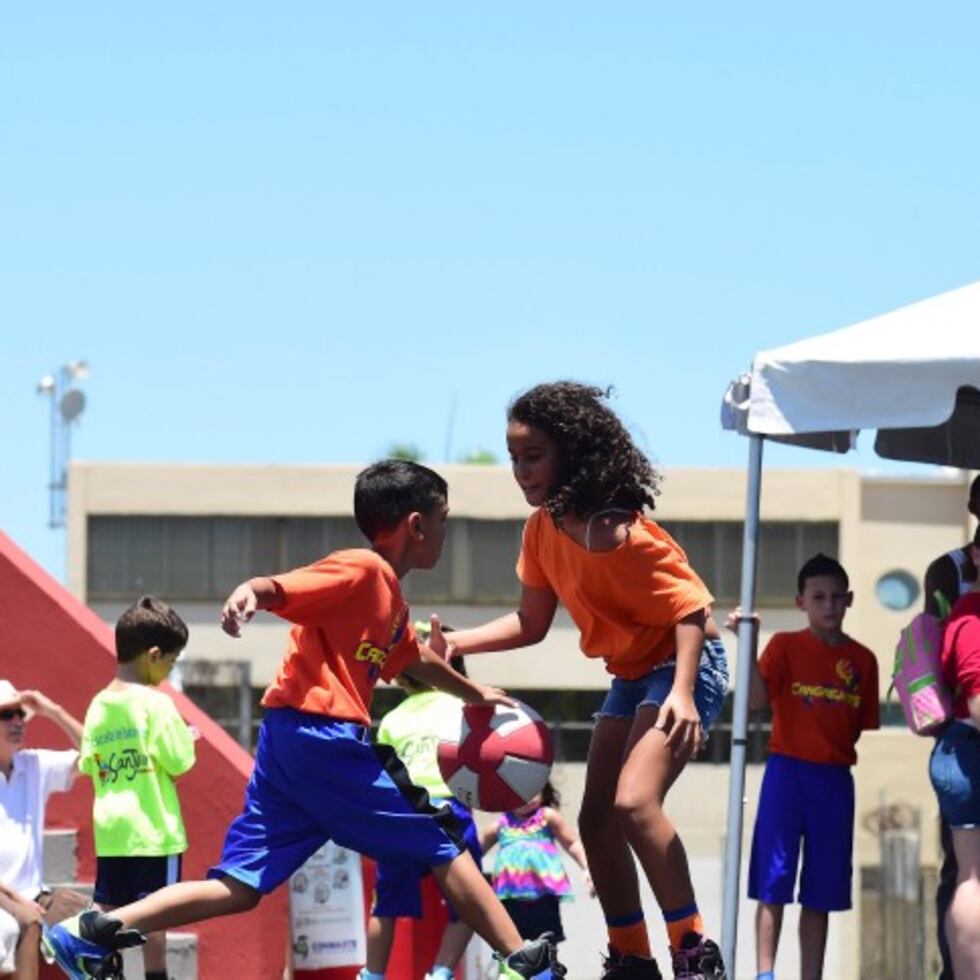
[436,585,558,655]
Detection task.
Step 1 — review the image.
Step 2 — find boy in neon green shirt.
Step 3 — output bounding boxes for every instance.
[78,596,195,980]
[359,627,481,980]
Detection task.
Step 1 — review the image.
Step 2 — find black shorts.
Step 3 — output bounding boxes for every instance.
[502,895,565,944]
[93,855,182,907]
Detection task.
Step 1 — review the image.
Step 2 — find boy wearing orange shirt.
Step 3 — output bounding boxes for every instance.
[745,554,879,980]
[44,461,564,980]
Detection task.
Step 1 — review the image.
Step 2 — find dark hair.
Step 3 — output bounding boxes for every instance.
[115,596,188,664]
[508,381,660,524]
[539,779,561,809]
[354,460,448,540]
[969,475,980,519]
[797,553,849,595]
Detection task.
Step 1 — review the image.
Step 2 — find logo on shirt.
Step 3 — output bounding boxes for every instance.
[790,658,862,709]
[94,749,154,784]
[353,606,410,681]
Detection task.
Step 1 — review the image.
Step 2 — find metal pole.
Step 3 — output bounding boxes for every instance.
[238,661,253,750]
[721,434,764,975]
[47,376,59,528]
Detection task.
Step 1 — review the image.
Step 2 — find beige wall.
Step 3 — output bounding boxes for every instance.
[73,461,971,980]
[70,461,976,696]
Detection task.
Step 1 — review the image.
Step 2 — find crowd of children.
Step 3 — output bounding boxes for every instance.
[17,378,967,980]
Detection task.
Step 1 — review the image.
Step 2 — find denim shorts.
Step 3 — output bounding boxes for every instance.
[596,638,730,731]
[930,721,980,829]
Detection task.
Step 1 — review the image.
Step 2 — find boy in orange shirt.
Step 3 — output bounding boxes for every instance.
[743,554,879,980]
[44,460,564,980]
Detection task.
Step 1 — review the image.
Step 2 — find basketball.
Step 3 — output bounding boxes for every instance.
[437,701,554,811]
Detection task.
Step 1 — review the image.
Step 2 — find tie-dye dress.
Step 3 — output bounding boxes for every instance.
[491,806,572,941]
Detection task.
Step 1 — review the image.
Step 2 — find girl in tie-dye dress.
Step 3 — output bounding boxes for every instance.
[482,782,592,944]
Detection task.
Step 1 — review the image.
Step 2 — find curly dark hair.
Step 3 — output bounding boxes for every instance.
[507,381,660,523]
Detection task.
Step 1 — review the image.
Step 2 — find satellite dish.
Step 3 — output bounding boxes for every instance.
[59,389,86,422]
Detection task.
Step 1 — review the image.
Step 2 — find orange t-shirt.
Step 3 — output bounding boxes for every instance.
[261,549,421,726]
[759,629,880,767]
[516,509,713,680]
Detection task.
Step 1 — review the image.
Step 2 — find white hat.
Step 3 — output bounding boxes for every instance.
[0,680,31,719]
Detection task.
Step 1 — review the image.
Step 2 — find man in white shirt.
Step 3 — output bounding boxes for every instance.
[0,680,83,980]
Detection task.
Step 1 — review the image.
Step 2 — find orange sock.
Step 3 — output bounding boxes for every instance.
[607,917,652,959]
[664,907,705,951]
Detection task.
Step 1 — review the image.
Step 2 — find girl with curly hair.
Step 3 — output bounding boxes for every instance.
[435,381,729,980]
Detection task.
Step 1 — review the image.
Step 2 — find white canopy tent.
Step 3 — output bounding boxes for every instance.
[719,280,980,974]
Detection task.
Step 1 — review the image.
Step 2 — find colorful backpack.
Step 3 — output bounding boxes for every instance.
[890,594,954,736]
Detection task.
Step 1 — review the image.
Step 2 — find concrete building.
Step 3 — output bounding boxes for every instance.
[67,461,975,979]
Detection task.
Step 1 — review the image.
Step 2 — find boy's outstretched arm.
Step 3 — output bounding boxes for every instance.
[221,577,283,637]
[402,647,515,707]
[434,584,558,657]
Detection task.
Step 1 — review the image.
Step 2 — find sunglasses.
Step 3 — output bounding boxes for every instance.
[0,708,27,721]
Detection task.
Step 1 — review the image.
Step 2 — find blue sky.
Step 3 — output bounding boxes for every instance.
[3,3,979,579]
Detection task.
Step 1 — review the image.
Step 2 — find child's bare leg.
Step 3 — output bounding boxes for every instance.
[798,906,828,980]
[105,876,260,934]
[431,852,523,955]
[615,704,696,912]
[755,901,783,973]
[142,931,167,974]
[578,716,642,919]
[15,919,41,980]
[948,828,980,980]
[433,920,473,968]
[364,915,395,973]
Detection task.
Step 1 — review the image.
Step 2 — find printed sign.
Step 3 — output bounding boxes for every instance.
[289,842,366,969]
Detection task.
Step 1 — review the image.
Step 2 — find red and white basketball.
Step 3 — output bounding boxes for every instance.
[437,701,554,812]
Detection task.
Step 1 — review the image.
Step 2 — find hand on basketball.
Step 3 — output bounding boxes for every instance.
[221,584,258,637]
[656,688,702,758]
[470,684,517,708]
[427,614,454,661]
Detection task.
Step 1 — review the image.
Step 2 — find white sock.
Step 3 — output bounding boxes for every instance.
[428,967,454,980]
[358,970,385,980]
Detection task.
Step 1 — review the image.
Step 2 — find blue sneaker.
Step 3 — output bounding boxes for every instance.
[41,913,134,980]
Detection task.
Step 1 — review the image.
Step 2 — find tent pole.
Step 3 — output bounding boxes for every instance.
[721,433,764,976]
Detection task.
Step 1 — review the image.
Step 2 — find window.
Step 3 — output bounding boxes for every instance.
[87,515,526,603]
[87,516,838,606]
[660,520,839,605]
[875,570,920,611]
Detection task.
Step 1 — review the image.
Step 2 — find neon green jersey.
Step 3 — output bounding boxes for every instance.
[79,685,195,856]
[376,690,463,798]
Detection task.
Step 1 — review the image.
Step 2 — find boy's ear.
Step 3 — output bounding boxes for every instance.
[407,512,423,539]
[845,591,854,608]
[146,646,163,663]
[794,594,805,611]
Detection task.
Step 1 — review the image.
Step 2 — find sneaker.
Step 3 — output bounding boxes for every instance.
[670,932,727,980]
[41,923,118,979]
[496,932,567,979]
[600,944,664,980]
[41,912,144,980]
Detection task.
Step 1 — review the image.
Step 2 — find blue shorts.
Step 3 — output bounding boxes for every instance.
[93,855,182,907]
[930,722,980,829]
[748,754,854,912]
[372,797,481,921]
[596,638,729,731]
[209,708,465,894]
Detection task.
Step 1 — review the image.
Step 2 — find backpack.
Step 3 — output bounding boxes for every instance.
[890,593,954,736]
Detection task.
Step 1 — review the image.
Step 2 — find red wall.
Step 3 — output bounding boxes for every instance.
[0,531,288,979]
